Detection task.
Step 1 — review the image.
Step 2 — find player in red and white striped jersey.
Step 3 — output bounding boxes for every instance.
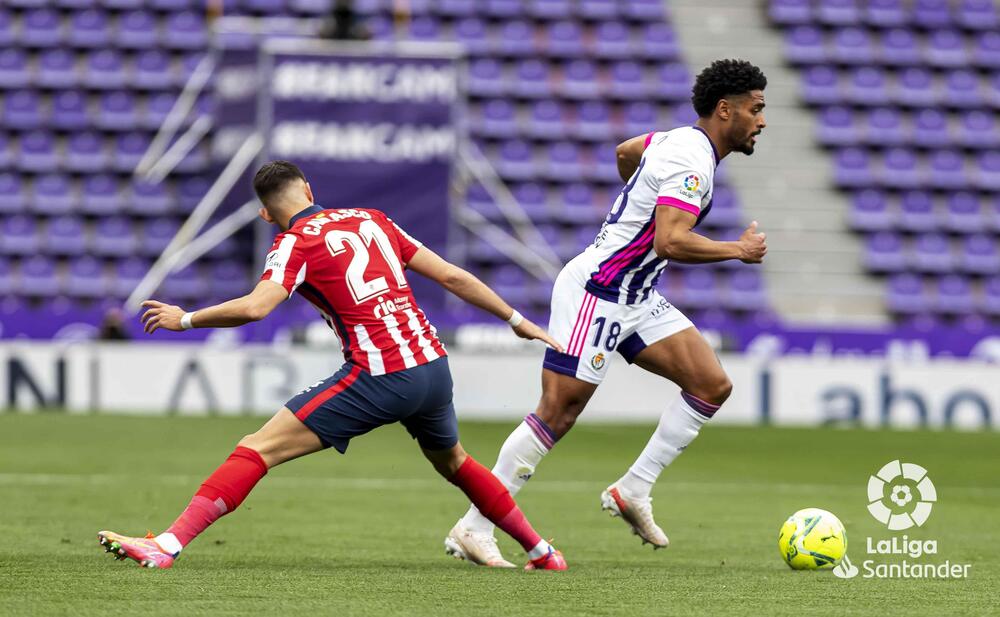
[97,161,568,571]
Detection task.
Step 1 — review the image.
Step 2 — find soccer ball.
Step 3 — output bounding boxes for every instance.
[777,508,847,570]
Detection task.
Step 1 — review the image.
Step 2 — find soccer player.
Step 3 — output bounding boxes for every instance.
[97,161,568,571]
[445,59,769,566]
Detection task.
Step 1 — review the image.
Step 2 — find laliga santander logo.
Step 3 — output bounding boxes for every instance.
[682,174,700,192]
[866,460,937,530]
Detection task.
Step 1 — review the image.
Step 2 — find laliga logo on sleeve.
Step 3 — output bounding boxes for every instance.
[867,460,936,530]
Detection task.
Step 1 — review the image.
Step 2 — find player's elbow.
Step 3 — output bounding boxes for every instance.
[440,265,469,290]
[244,301,270,322]
[653,237,679,260]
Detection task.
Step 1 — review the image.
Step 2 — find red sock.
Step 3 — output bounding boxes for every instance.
[165,446,268,548]
[449,456,542,552]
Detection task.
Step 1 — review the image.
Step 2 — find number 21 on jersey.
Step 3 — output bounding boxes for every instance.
[324,219,408,304]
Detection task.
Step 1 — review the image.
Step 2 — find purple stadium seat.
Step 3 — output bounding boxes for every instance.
[513,59,551,99]
[801,66,841,105]
[561,60,599,99]
[847,67,889,106]
[943,70,983,109]
[91,217,137,258]
[113,133,150,172]
[496,139,535,180]
[468,59,505,97]
[438,0,476,18]
[95,92,137,131]
[972,32,1000,69]
[785,26,826,66]
[497,20,535,57]
[0,216,41,256]
[142,93,176,129]
[544,141,583,180]
[0,133,11,170]
[210,262,251,299]
[608,61,647,97]
[935,275,975,315]
[51,91,90,131]
[833,148,873,187]
[580,0,618,20]
[911,109,951,148]
[866,0,906,27]
[127,180,173,216]
[833,27,875,65]
[84,50,126,89]
[364,15,394,41]
[983,277,1000,317]
[895,68,937,107]
[104,0,143,8]
[2,91,44,130]
[576,101,612,141]
[511,182,550,220]
[945,192,984,234]
[898,191,938,232]
[30,174,76,215]
[927,150,967,190]
[849,189,894,231]
[656,64,691,102]
[960,234,1000,275]
[545,21,584,58]
[988,73,1000,108]
[21,9,64,47]
[926,31,969,69]
[490,265,532,305]
[453,18,489,56]
[69,9,110,48]
[149,0,195,8]
[66,256,107,299]
[466,183,499,219]
[177,177,209,213]
[678,269,719,309]
[865,231,906,272]
[478,99,517,138]
[65,132,108,173]
[976,152,1000,191]
[36,49,79,88]
[956,0,998,31]
[134,51,175,89]
[80,175,122,216]
[557,183,598,223]
[622,0,664,21]
[726,270,767,311]
[589,141,622,182]
[0,260,12,297]
[142,218,180,256]
[19,256,60,297]
[111,258,149,298]
[408,16,440,42]
[117,11,159,50]
[526,100,566,139]
[817,0,861,25]
[485,0,524,20]
[243,0,287,12]
[880,29,920,67]
[705,186,742,228]
[160,265,208,301]
[913,0,953,29]
[46,216,88,257]
[0,9,13,49]
[0,174,26,214]
[816,106,858,146]
[887,274,928,314]
[639,23,679,62]
[770,0,812,25]
[163,12,207,50]
[623,102,658,136]
[867,107,907,146]
[0,49,30,89]
[593,22,634,60]
[16,131,59,173]
[912,233,954,273]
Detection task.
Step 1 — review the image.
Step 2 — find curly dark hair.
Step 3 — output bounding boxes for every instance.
[691,59,767,118]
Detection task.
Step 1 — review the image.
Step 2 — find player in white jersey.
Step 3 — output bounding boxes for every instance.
[445,60,769,567]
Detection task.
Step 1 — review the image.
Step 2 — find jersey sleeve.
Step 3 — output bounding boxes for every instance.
[653,152,711,217]
[384,216,423,264]
[260,232,307,295]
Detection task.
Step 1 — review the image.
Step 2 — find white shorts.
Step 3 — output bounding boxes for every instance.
[543,262,694,385]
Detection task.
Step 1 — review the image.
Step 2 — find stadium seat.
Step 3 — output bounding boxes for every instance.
[84,50,127,89]
[468,59,505,97]
[926,30,969,69]
[608,61,647,98]
[134,51,176,90]
[544,141,584,181]
[801,66,841,105]
[111,258,149,298]
[51,91,91,131]
[656,64,691,101]
[866,0,907,27]
[437,0,476,18]
[880,28,921,67]
[912,234,955,274]
[16,131,60,173]
[833,148,873,187]
[957,111,998,149]
[526,0,571,21]
[817,0,862,26]
[46,216,88,257]
[817,106,858,146]
[956,0,998,31]
[21,9,64,48]
[894,68,937,107]
[678,269,719,309]
[209,262,252,298]
[560,60,599,99]
[592,22,634,60]
[833,28,876,66]
[95,92,138,131]
[959,234,1000,275]
[69,9,111,48]
[142,93,177,129]
[639,23,679,61]
[80,175,122,216]
[0,49,30,89]
[926,150,966,191]
[982,276,1000,316]
[91,217,138,258]
[36,49,80,88]
[886,273,930,314]
[911,109,951,148]
[478,99,518,138]
[30,174,77,215]
[865,231,906,273]
[0,216,41,256]
[66,132,110,173]
[943,70,984,109]
[975,152,1000,191]
[113,132,151,172]
[579,0,618,21]
[408,16,441,43]
[913,0,953,29]
[622,0,665,21]
[66,256,108,299]
[141,218,180,257]
[485,0,525,20]
[935,275,975,315]
[117,11,159,50]
[972,32,1000,69]
[453,18,489,56]
[898,191,940,232]
[576,101,612,141]
[944,193,984,234]
[849,190,894,231]
[847,67,890,106]
[544,21,584,59]
[726,270,768,311]
[623,101,658,136]
[160,265,209,301]
[512,60,551,98]
[127,180,173,217]
[19,256,60,297]
[770,0,813,26]
[0,173,27,215]
[163,12,207,50]
[0,259,13,297]
[2,90,44,130]
[525,100,566,139]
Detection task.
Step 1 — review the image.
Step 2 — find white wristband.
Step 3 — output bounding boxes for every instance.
[180,312,195,330]
[506,310,523,328]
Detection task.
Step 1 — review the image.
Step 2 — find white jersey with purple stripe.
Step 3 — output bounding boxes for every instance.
[580,126,719,304]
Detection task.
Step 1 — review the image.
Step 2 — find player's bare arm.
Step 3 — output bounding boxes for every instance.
[653,205,767,264]
[406,247,563,352]
[615,133,649,182]
[141,280,288,334]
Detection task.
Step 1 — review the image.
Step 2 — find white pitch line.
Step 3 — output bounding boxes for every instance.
[0,473,998,496]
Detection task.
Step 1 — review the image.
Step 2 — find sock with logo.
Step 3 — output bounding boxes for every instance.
[617,392,718,499]
[457,414,556,534]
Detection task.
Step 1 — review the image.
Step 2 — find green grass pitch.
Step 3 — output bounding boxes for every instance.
[1,414,997,616]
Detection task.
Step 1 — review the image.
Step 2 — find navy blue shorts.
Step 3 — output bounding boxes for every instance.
[285,356,458,454]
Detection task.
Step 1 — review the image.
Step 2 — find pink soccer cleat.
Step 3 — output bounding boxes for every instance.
[524,547,567,571]
[98,531,175,569]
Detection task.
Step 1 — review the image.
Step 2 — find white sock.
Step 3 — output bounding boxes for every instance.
[526,539,553,560]
[459,416,553,533]
[154,532,183,556]
[618,393,714,500]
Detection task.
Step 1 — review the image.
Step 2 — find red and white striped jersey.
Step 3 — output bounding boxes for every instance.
[260,204,447,376]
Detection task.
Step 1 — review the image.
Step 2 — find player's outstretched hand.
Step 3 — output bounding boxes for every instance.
[512,319,565,353]
[141,300,186,334]
[737,220,767,264]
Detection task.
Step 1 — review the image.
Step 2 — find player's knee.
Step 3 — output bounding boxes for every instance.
[687,373,732,407]
[536,399,585,439]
